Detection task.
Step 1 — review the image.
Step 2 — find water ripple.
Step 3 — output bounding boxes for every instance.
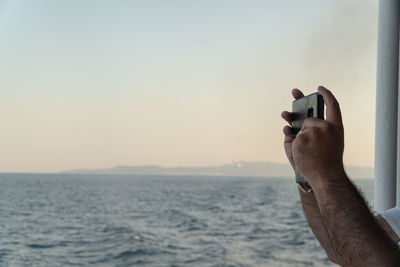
[0,174,359,266]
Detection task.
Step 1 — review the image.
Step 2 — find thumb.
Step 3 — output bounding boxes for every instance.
[318,86,343,128]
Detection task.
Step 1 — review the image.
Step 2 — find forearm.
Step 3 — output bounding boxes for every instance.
[376,214,400,244]
[299,187,339,264]
[313,174,400,267]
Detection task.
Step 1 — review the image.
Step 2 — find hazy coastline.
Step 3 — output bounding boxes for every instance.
[62,161,374,179]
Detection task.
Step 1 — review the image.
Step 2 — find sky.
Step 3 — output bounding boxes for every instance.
[0,0,378,173]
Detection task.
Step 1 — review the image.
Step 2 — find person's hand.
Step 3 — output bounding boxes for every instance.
[291,86,345,188]
[281,88,305,170]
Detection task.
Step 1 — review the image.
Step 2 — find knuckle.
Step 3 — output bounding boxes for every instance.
[320,122,331,131]
[310,126,319,133]
[296,133,307,143]
[329,98,339,108]
[333,101,340,109]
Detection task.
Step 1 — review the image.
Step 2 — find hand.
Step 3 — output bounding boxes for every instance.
[291,86,345,188]
[281,88,305,170]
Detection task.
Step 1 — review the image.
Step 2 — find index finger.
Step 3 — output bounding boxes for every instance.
[281,89,305,124]
[292,88,304,100]
[318,86,343,127]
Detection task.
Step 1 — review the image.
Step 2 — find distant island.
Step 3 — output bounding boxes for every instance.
[63,161,373,179]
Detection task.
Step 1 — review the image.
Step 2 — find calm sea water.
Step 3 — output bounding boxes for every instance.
[0,174,373,266]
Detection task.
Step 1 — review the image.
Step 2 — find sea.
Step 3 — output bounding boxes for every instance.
[0,174,373,267]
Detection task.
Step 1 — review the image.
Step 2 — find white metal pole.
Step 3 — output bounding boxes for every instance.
[375,0,400,212]
[397,16,400,206]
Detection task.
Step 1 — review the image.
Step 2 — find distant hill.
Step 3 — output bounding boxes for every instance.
[63,161,373,179]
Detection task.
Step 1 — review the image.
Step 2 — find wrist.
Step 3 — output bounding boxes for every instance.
[311,173,352,214]
[306,167,347,192]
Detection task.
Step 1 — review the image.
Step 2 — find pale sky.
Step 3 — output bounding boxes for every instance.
[0,0,378,173]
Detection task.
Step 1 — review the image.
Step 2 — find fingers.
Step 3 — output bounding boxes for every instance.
[282,107,322,138]
[283,125,292,137]
[281,111,292,124]
[318,86,343,127]
[283,127,293,146]
[297,118,321,136]
[281,89,304,124]
[302,117,322,129]
[283,133,295,169]
[292,88,304,100]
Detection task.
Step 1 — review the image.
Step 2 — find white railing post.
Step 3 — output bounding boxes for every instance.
[375,0,400,212]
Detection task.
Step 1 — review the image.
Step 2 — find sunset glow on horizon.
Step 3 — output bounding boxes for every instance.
[0,0,378,172]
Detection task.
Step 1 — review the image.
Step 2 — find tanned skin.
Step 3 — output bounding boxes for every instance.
[281,86,400,266]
